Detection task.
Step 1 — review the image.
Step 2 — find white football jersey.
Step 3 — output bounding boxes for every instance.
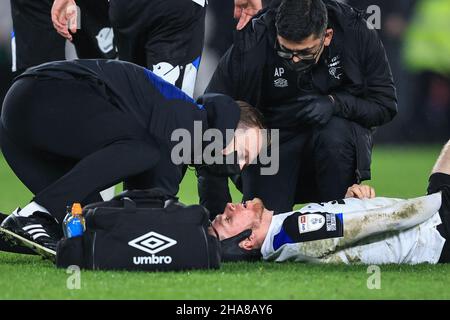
[261,193,446,264]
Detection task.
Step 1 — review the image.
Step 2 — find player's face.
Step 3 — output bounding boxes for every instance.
[210,198,264,240]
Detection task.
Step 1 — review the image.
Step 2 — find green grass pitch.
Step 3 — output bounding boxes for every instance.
[0,145,449,300]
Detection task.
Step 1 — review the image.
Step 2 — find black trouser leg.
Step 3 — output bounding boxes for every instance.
[1,121,104,221]
[109,0,206,96]
[0,122,76,197]
[108,0,145,65]
[124,143,182,196]
[1,77,159,223]
[309,117,358,202]
[2,119,158,223]
[10,0,113,74]
[2,125,157,223]
[73,0,116,59]
[33,139,159,223]
[110,0,206,195]
[143,1,205,94]
[10,0,65,73]
[241,133,307,213]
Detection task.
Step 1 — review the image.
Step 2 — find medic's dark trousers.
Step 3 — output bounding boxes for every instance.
[10,0,115,76]
[108,0,206,191]
[109,0,206,96]
[0,77,162,223]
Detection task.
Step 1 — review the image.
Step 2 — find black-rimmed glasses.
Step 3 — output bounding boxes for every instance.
[275,33,326,61]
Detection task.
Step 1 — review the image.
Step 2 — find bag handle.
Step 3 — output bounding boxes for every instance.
[122,197,137,210]
[113,188,177,202]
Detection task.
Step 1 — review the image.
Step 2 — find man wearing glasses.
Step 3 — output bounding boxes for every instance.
[201,0,398,217]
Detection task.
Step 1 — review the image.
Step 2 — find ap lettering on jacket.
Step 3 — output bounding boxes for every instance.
[274,67,285,77]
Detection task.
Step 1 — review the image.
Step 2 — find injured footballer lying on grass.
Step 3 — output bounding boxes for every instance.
[210,139,450,265]
[1,133,449,264]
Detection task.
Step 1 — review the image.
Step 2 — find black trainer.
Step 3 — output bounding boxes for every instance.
[0,209,63,260]
[0,212,37,255]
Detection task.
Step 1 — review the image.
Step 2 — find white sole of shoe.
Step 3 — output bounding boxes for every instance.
[0,227,56,260]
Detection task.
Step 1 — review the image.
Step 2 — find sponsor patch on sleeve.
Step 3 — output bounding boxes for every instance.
[273,212,344,250]
[298,213,326,234]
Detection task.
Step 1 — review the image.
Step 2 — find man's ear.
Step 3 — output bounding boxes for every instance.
[324,28,334,47]
[239,234,256,251]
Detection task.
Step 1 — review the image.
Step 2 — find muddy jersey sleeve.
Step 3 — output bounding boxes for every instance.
[261,194,444,263]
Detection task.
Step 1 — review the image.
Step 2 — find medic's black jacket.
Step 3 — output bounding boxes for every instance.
[206,0,397,181]
[16,59,240,151]
[207,0,398,130]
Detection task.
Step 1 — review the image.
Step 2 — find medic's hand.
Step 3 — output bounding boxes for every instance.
[51,0,78,41]
[234,0,262,31]
[295,95,336,127]
[221,229,262,262]
[345,184,376,199]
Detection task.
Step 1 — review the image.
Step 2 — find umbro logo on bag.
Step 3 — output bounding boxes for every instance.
[128,231,177,255]
[128,231,177,265]
[22,224,50,240]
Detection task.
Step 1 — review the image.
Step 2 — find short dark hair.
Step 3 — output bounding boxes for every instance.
[236,101,265,129]
[276,0,328,42]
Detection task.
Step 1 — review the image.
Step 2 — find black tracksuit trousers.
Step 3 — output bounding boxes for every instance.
[10,0,115,76]
[0,78,160,223]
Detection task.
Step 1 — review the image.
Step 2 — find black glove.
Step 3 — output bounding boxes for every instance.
[220,229,262,262]
[295,94,336,126]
